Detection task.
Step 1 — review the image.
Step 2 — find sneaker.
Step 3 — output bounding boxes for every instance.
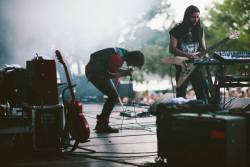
[95,115,119,133]
[95,124,119,133]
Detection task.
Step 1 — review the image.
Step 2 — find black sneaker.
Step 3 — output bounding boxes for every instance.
[95,124,119,133]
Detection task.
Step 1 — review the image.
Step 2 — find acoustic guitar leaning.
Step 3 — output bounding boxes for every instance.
[55,50,90,149]
[162,31,239,88]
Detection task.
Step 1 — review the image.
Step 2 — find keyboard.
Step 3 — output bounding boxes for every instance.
[213,51,250,63]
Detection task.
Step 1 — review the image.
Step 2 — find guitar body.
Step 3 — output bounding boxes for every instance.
[65,100,90,142]
[162,56,188,66]
[162,56,196,88]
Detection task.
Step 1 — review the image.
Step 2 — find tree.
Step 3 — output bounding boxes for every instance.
[206,0,250,50]
[120,0,175,79]
[205,0,250,75]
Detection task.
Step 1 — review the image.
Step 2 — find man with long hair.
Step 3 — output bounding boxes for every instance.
[85,47,144,133]
[169,5,208,102]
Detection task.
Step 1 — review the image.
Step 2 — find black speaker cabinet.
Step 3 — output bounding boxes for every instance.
[26,58,58,105]
[32,104,63,151]
[2,68,28,107]
[157,106,246,167]
[230,110,250,167]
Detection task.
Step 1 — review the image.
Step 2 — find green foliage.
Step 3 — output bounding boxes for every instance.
[206,0,250,50]
[142,44,174,77]
[121,27,169,49]
[120,0,174,78]
[121,27,174,80]
[205,0,250,74]
[120,0,250,80]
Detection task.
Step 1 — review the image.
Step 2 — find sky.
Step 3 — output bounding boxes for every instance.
[170,0,218,21]
[0,0,153,67]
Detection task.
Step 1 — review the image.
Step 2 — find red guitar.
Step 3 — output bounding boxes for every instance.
[55,50,90,149]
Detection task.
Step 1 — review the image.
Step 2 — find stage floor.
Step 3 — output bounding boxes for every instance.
[10,103,157,167]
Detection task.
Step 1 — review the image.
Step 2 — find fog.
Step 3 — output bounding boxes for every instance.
[0,0,154,68]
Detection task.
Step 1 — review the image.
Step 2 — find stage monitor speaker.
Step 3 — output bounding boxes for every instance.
[26,58,58,105]
[156,106,247,167]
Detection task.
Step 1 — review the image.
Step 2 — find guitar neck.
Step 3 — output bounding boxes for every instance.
[63,63,76,101]
[203,37,229,54]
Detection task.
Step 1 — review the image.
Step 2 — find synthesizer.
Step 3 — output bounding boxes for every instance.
[213,51,250,63]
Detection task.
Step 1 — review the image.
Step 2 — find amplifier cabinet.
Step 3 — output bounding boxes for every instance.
[230,111,250,167]
[26,59,58,105]
[157,111,246,167]
[2,68,28,107]
[31,104,63,151]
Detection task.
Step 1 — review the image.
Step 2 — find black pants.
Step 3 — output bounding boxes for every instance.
[87,76,118,118]
[176,66,208,103]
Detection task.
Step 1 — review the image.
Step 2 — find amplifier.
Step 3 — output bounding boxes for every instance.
[156,107,246,167]
[2,68,28,107]
[31,104,63,151]
[229,110,250,167]
[26,58,58,105]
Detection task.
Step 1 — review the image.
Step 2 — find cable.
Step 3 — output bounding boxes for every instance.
[109,79,129,130]
[68,153,148,167]
[71,153,157,159]
[222,88,237,109]
[122,77,156,134]
[110,76,154,133]
[76,151,157,154]
[77,141,156,147]
[83,110,156,132]
[82,77,157,134]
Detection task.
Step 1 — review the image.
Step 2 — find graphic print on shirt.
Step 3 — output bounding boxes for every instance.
[180,32,199,53]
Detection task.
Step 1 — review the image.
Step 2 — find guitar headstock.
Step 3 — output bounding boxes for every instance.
[55,50,65,65]
[229,31,240,39]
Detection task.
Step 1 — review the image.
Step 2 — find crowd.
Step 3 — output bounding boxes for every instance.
[130,87,250,105]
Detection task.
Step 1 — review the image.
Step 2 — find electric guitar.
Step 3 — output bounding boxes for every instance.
[55,50,90,145]
[162,31,239,88]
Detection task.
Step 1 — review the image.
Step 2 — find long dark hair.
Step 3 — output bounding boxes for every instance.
[181,5,202,41]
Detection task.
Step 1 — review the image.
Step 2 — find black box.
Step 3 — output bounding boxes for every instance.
[156,105,246,167]
[26,58,58,105]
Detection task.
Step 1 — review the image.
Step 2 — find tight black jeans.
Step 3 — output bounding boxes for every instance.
[87,76,118,118]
